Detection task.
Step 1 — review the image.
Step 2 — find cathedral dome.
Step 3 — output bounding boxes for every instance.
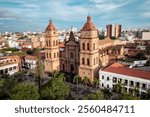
[45,19,57,31]
[81,16,97,31]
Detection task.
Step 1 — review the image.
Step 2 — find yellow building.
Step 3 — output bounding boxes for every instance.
[79,16,100,82]
[44,16,125,82]
[44,20,60,72]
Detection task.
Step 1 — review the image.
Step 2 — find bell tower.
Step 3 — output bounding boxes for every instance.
[44,19,60,73]
[79,15,100,82]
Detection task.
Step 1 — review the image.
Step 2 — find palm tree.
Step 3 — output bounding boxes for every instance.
[146,89,150,100]
[35,58,44,94]
[58,72,65,82]
[115,81,124,93]
[52,70,59,78]
[93,78,99,89]
[73,75,80,93]
[133,86,140,98]
[82,76,89,93]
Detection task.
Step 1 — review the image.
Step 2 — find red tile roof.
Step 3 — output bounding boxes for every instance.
[25,55,38,60]
[102,63,150,80]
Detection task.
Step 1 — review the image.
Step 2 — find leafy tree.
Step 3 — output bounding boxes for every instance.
[41,78,70,100]
[0,47,19,53]
[119,93,139,100]
[82,76,90,93]
[102,88,112,99]
[82,91,104,100]
[0,79,5,92]
[0,76,18,99]
[146,46,150,55]
[115,81,124,93]
[145,59,150,66]
[58,72,66,82]
[146,89,150,100]
[10,83,40,100]
[35,58,44,93]
[0,74,10,79]
[141,89,150,100]
[93,78,99,89]
[133,86,140,97]
[73,74,81,93]
[135,52,147,60]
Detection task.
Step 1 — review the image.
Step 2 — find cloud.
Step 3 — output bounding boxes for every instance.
[0,0,149,32]
[90,0,130,11]
[0,9,17,19]
[142,12,150,18]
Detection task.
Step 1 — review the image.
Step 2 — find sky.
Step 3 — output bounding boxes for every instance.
[0,0,150,32]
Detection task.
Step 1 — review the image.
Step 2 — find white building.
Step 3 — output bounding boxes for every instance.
[112,24,116,37]
[8,39,19,48]
[142,32,150,40]
[99,63,150,95]
[23,55,38,69]
[0,58,19,75]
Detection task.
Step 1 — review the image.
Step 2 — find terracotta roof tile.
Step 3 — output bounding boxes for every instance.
[102,63,150,80]
[81,16,97,31]
[25,55,38,60]
[45,20,57,31]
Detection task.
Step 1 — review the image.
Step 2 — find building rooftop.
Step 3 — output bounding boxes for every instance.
[24,55,38,60]
[99,38,113,45]
[102,62,150,80]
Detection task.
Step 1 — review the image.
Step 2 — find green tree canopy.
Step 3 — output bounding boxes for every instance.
[10,83,40,100]
[41,78,70,100]
[93,78,99,89]
[82,91,104,100]
[119,92,139,100]
[0,76,18,99]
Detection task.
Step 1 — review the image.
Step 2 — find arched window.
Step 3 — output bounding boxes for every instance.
[9,67,12,71]
[47,52,48,58]
[5,68,8,74]
[0,70,4,74]
[14,66,17,70]
[87,43,90,50]
[94,58,95,65]
[82,58,85,65]
[56,40,58,46]
[49,53,51,58]
[49,40,51,46]
[82,43,85,50]
[57,52,59,57]
[70,64,74,72]
[93,43,95,50]
[87,58,90,66]
[70,52,74,58]
[63,64,65,71]
[46,40,48,46]
[54,53,56,58]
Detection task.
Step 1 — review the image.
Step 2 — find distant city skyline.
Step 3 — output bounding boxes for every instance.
[0,0,150,32]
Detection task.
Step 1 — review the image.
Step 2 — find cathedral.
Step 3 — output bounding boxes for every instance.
[44,16,125,82]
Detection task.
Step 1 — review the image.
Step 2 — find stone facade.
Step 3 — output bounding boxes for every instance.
[79,16,100,82]
[44,16,125,83]
[60,31,79,74]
